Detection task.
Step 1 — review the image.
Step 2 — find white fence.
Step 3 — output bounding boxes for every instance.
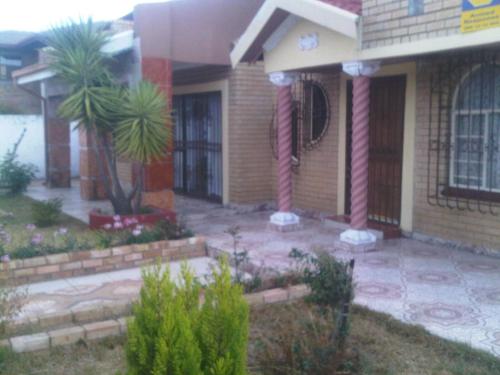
[0,115,80,178]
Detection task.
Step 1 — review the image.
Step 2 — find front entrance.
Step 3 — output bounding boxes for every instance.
[173,92,223,202]
[345,75,406,225]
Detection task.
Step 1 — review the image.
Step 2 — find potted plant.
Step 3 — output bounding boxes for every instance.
[47,19,175,229]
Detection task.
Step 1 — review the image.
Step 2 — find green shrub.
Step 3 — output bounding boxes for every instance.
[125,258,249,375]
[197,259,249,375]
[31,198,63,227]
[0,130,37,195]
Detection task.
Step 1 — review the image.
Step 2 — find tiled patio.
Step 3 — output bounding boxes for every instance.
[181,200,500,356]
[26,179,111,223]
[17,186,500,356]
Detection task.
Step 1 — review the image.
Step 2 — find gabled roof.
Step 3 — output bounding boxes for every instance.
[230,0,359,67]
[319,0,361,14]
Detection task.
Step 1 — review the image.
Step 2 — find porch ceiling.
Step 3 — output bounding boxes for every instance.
[230,0,359,68]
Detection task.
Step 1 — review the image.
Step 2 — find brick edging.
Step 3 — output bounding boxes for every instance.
[0,237,207,284]
[1,285,310,353]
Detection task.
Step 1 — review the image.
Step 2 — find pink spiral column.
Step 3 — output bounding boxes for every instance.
[277,85,293,212]
[350,76,371,230]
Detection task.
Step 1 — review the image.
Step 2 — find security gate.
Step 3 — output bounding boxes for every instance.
[345,76,406,225]
[173,92,222,202]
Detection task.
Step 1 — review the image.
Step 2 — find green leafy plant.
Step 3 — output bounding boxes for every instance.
[126,263,201,375]
[197,258,249,375]
[289,249,355,343]
[47,19,170,215]
[0,129,37,195]
[31,198,63,227]
[126,257,249,375]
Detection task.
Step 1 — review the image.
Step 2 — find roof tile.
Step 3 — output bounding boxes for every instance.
[318,0,362,14]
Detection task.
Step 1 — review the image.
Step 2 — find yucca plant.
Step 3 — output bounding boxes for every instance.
[46,19,170,214]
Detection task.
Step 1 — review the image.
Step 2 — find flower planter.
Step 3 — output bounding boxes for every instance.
[89,207,176,230]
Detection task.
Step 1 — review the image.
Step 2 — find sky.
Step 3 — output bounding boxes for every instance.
[0,0,168,32]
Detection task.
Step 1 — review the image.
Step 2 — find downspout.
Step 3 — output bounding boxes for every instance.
[13,80,49,185]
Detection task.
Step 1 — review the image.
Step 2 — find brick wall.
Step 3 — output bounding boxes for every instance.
[413,54,500,253]
[228,63,275,204]
[362,0,461,49]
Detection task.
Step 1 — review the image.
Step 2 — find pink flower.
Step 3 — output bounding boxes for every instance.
[26,224,36,231]
[102,223,112,230]
[31,233,44,245]
[113,221,124,229]
[1,254,10,263]
[113,215,121,222]
[132,228,142,237]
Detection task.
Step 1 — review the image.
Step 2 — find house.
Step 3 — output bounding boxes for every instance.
[0,31,44,114]
[228,0,500,253]
[12,1,272,211]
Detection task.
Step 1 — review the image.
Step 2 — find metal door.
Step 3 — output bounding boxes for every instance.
[173,92,222,202]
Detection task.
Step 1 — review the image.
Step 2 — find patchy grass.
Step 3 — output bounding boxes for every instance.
[2,302,499,375]
[0,194,86,232]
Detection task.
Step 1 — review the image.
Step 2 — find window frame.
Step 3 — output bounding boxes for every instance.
[447,63,500,201]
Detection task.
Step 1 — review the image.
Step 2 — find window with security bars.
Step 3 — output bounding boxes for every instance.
[271,76,330,167]
[427,50,500,215]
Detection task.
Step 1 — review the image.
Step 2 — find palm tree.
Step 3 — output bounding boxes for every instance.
[46,19,170,215]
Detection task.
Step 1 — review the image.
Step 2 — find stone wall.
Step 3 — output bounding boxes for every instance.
[362,0,462,49]
[0,81,41,114]
[1,237,207,284]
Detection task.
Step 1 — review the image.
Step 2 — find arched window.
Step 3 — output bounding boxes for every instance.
[451,64,500,193]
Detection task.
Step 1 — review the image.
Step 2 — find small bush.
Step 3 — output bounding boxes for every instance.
[126,258,249,375]
[0,280,27,338]
[253,303,340,375]
[31,198,63,227]
[0,130,37,195]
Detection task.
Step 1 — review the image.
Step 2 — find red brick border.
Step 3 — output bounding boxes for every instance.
[1,237,207,284]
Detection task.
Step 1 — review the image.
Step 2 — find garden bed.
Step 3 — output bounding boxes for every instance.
[1,237,207,284]
[1,301,499,375]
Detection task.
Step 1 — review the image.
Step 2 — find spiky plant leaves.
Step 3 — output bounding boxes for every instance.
[46,18,115,132]
[114,81,170,164]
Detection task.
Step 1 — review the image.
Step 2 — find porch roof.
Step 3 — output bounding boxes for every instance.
[230,0,360,68]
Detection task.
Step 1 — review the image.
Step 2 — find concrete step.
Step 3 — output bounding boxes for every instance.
[3,285,310,353]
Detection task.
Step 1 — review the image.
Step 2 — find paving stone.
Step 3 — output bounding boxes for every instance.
[39,311,73,328]
[61,261,82,271]
[288,284,310,300]
[245,292,265,305]
[263,288,288,304]
[22,257,47,268]
[90,249,111,259]
[117,317,131,334]
[10,333,50,353]
[112,246,132,256]
[46,253,70,264]
[83,320,120,340]
[49,326,85,347]
[36,264,60,275]
[72,306,105,323]
[82,259,104,268]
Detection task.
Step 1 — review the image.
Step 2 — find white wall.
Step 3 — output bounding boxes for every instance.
[0,115,45,178]
[0,115,80,179]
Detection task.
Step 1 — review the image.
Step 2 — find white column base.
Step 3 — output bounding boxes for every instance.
[268,212,301,232]
[340,229,377,245]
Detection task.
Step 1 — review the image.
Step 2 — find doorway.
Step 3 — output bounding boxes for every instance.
[173,92,223,202]
[345,75,406,225]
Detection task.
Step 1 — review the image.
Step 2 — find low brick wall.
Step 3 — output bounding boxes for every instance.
[1,285,310,353]
[0,237,207,284]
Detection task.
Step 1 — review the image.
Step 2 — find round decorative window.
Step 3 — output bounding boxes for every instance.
[270,77,330,166]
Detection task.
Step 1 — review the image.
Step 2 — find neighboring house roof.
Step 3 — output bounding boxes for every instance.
[230,0,359,67]
[0,30,45,49]
[13,30,135,85]
[319,0,362,14]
